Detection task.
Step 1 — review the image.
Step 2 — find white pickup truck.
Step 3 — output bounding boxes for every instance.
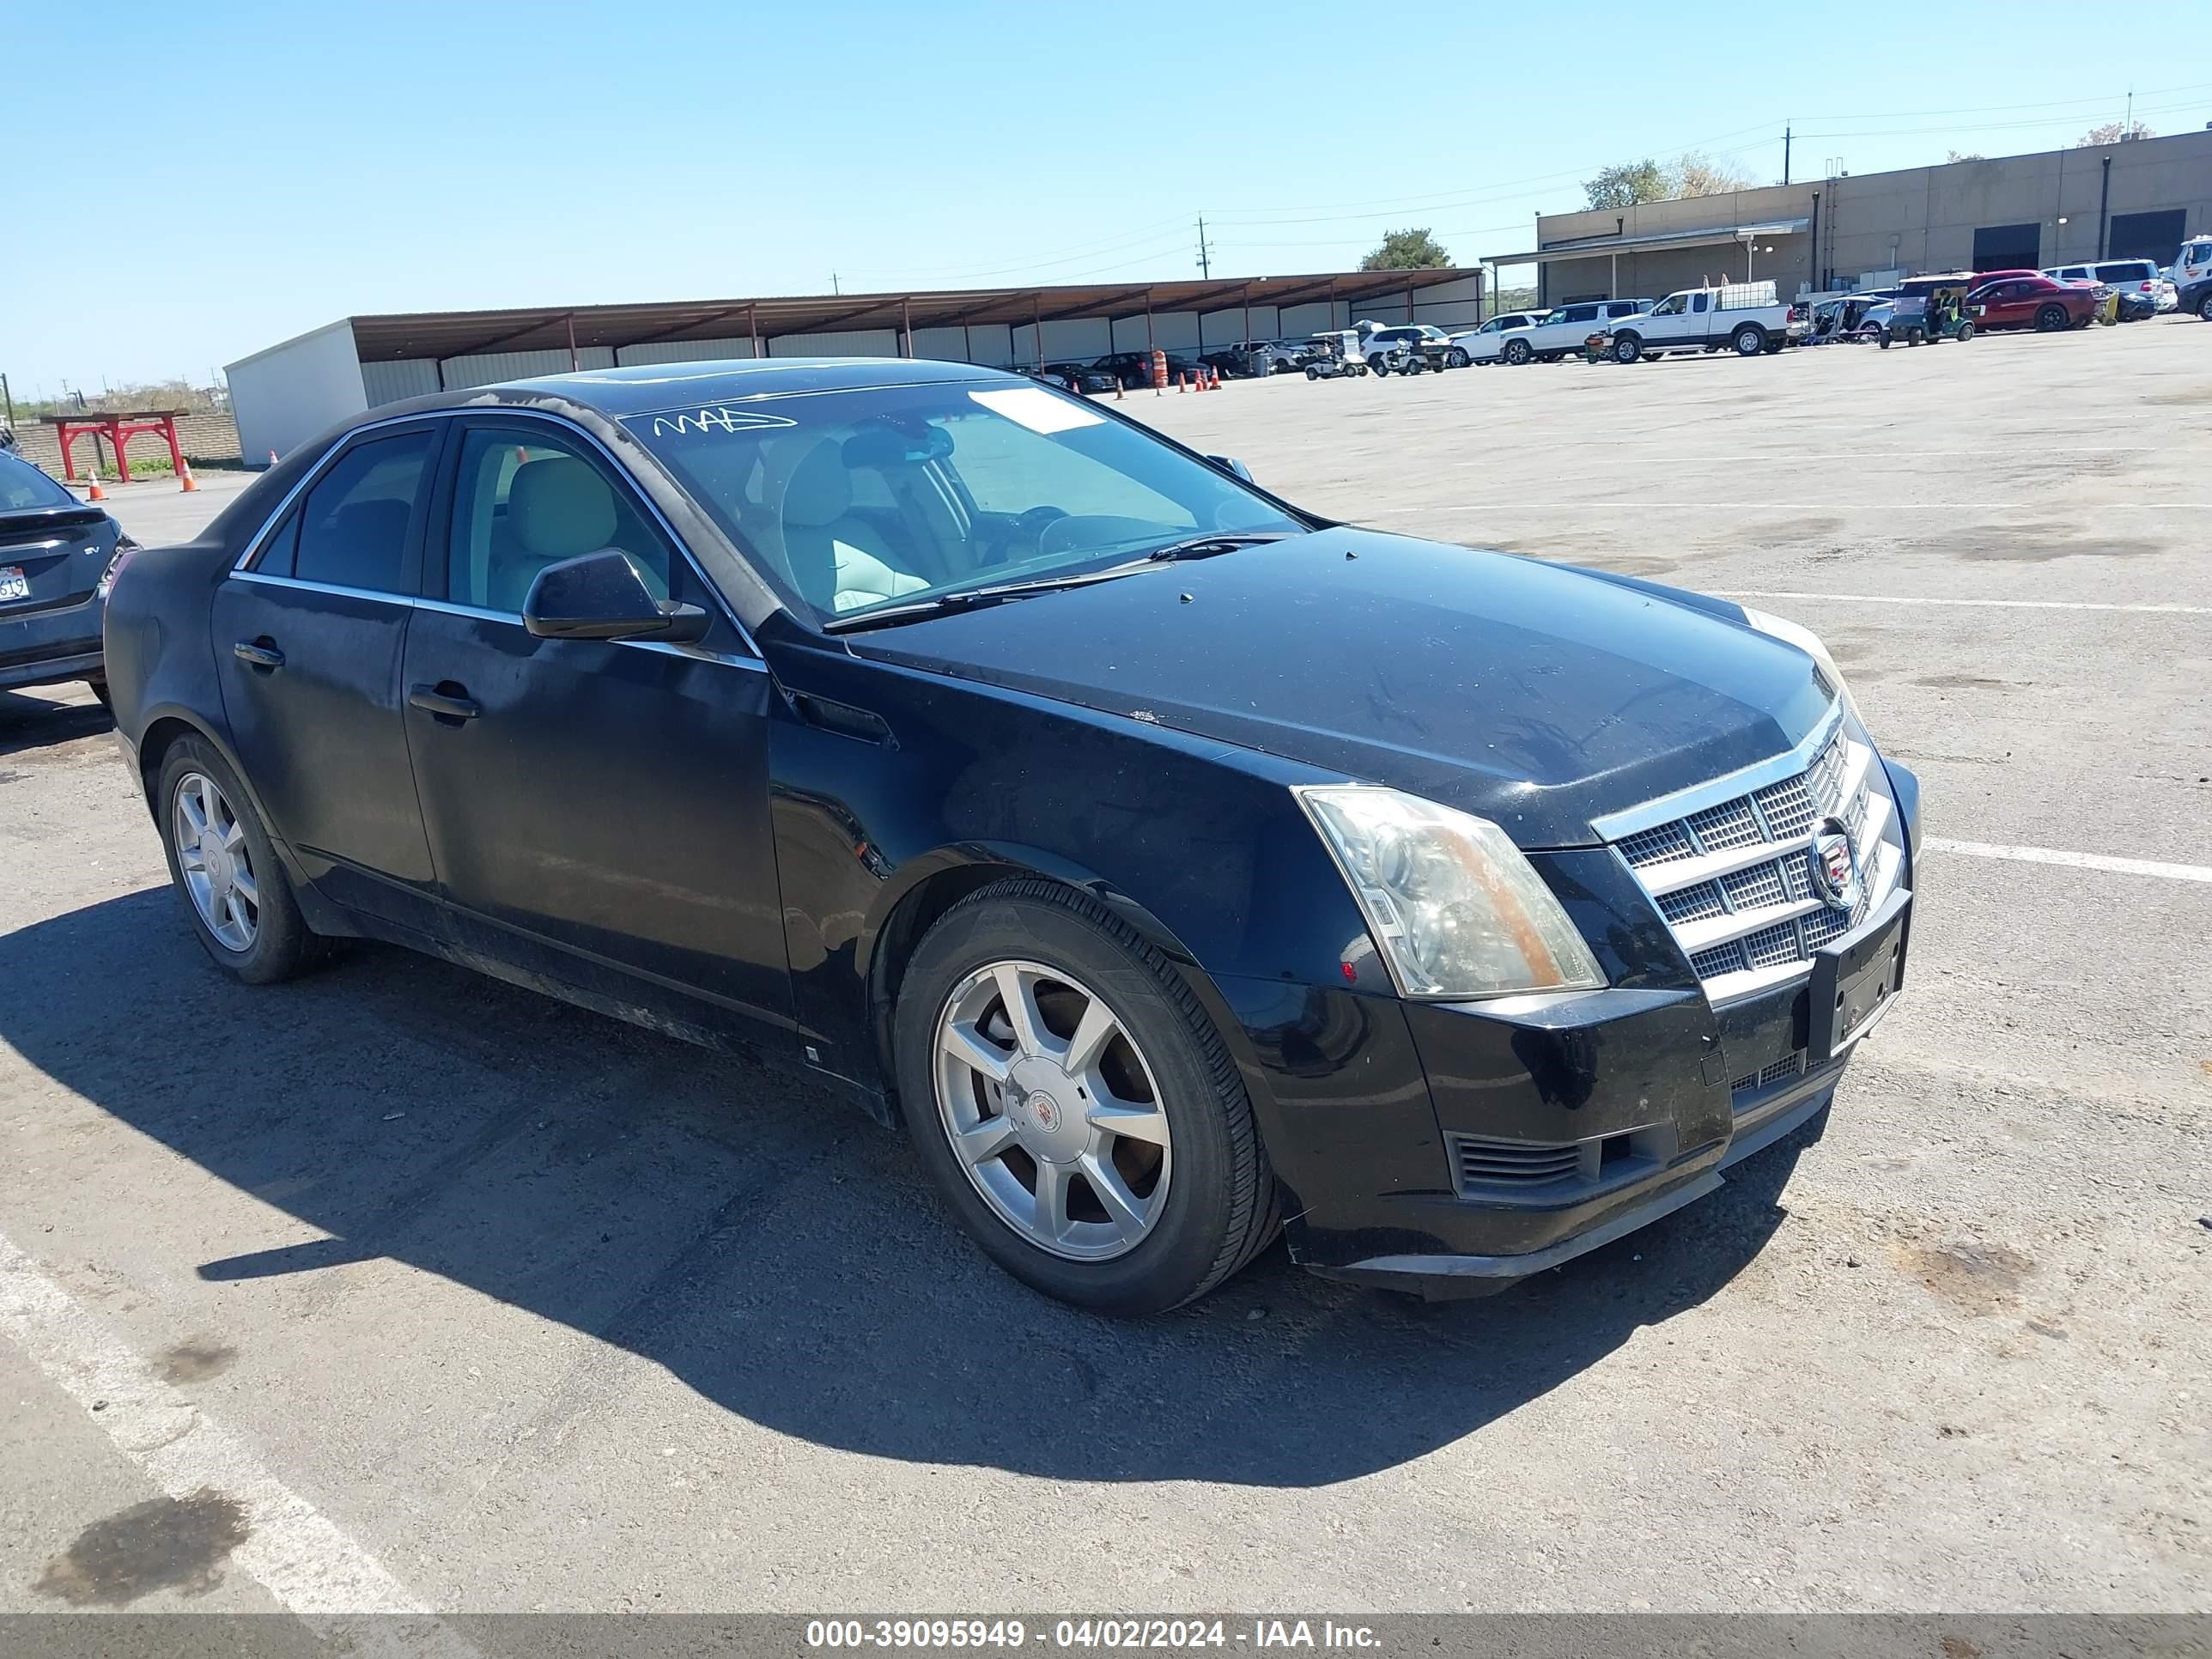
[1595,282,1796,363]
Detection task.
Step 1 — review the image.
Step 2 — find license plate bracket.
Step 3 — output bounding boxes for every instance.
[1808,887,1911,1064]
[0,565,27,604]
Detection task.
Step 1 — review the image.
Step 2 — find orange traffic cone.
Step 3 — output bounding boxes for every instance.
[86,474,106,502]
[179,459,199,492]
[267,449,280,467]
[1115,378,1124,401]
[1177,373,1188,393]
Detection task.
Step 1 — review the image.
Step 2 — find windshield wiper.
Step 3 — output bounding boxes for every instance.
[824,533,1293,634]
[823,567,1137,633]
[1142,532,1291,562]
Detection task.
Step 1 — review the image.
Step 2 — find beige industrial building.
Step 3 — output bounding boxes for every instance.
[1491,129,2212,305]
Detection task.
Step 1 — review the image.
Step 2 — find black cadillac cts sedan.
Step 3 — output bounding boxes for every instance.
[104,360,1919,1315]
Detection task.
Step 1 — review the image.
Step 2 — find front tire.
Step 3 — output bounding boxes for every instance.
[1305,365,1319,380]
[2199,294,2212,321]
[1611,334,1643,364]
[1446,347,1468,368]
[156,736,323,984]
[893,881,1277,1316]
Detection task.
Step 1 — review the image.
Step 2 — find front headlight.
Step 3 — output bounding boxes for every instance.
[1296,786,1606,1000]
[1741,605,1860,723]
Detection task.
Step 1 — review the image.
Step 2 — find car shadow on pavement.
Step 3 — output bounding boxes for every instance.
[2,889,1819,1489]
[0,690,112,758]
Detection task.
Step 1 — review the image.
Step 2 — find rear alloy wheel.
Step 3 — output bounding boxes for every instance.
[1503,338,1532,365]
[157,736,325,983]
[1732,324,1766,356]
[2035,303,2069,332]
[896,882,1276,1315]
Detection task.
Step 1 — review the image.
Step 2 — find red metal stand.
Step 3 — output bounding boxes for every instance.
[41,410,188,483]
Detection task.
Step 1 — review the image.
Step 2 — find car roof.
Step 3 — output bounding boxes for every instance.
[489,356,1004,418]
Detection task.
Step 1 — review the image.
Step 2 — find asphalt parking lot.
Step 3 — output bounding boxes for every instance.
[2,322,2206,1621]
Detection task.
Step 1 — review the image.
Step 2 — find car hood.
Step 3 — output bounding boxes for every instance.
[846,528,1835,848]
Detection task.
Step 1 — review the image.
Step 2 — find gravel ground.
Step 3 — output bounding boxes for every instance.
[1,319,2206,1623]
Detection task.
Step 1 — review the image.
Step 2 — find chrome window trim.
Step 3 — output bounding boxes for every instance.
[230,573,765,672]
[1588,701,1845,844]
[228,406,764,663]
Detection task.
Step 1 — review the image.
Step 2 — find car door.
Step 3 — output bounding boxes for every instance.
[398,414,790,1036]
[1643,293,1692,343]
[210,421,442,932]
[1975,281,2027,326]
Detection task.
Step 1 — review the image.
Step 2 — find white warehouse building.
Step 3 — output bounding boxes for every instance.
[225,270,1488,464]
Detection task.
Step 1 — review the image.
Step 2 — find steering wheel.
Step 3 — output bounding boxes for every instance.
[1009,505,1070,558]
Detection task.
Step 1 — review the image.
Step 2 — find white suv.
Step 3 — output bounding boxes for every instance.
[2045,259,2175,312]
[1449,313,1542,365]
[1495,299,1657,364]
[2172,235,2212,295]
[1360,325,1455,374]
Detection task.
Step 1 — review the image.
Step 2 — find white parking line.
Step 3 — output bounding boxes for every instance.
[1928,837,2212,884]
[1717,590,2212,615]
[0,1231,476,1651]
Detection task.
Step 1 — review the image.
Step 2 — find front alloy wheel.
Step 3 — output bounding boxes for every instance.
[895,882,1277,1315]
[157,734,325,983]
[934,960,1171,1261]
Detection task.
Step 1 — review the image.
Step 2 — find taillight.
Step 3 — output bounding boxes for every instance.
[96,544,134,599]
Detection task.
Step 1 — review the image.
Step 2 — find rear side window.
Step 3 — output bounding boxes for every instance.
[0,453,72,510]
[2094,262,2150,283]
[293,431,433,593]
[1565,305,1599,322]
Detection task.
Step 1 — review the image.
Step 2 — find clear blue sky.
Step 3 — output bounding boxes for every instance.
[4,0,2208,397]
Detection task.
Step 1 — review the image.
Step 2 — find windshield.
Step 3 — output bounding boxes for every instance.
[624,380,1303,624]
[0,453,74,511]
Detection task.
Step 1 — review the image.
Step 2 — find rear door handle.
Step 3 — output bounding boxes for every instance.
[408,683,481,723]
[233,641,284,670]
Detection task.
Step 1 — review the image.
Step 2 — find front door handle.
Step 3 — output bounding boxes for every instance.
[233,641,284,670]
[408,683,481,723]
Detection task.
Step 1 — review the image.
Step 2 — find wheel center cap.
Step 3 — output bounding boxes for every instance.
[1006,1060,1085,1162]
[201,839,232,890]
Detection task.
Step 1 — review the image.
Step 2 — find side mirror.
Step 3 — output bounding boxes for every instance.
[521,549,711,645]
[1206,454,1254,483]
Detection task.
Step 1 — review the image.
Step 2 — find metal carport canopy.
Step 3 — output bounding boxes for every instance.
[344,269,1478,362]
[1480,220,1810,267]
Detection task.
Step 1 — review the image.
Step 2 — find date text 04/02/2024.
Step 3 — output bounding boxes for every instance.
[803,1620,1382,1650]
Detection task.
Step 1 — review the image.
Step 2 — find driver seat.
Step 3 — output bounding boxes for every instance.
[778,441,927,614]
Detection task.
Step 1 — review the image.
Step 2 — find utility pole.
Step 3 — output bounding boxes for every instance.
[1194,216,1212,279]
[1784,125,1791,185]
[832,272,840,295]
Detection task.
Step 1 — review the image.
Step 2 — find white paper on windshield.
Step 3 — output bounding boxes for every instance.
[968,386,1105,434]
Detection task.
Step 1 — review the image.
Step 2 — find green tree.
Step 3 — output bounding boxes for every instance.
[1583,159,1670,209]
[1359,228,1452,270]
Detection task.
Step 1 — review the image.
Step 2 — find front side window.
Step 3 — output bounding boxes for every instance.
[443,424,682,613]
[625,382,1302,624]
[1652,295,1686,316]
[289,429,433,593]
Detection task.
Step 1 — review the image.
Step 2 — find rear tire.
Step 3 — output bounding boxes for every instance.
[2035,303,2069,332]
[1732,324,1765,356]
[893,881,1278,1316]
[1305,365,1319,380]
[1956,320,1975,342]
[156,735,325,985]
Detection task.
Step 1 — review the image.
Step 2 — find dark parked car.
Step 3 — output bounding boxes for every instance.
[2,449,131,703]
[1090,350,1201,390]
[1964,273,2105,331]
[2178,274,2212,321]
[1036,362,1118,393]
[104,359,1919,1316]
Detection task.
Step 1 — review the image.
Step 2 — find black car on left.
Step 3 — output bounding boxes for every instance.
[2,448,131,703]
[103,358,1918,1317]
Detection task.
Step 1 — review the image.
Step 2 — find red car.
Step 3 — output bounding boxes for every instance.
[1964,272,2105,332]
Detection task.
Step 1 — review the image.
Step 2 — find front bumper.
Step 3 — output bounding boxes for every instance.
[0,592,105,690]
[1224,757,1920,1297]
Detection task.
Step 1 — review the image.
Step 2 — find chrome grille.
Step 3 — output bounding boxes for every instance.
[1607,722,1905,999]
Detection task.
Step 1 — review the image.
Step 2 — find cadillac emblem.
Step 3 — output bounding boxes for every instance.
[1808,817,1861,913]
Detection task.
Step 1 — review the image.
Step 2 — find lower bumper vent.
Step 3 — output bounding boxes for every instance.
[1730,1050,1806,1106]
[1448,1127,1673,1201]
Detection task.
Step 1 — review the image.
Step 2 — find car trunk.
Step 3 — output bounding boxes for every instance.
[0,505,110,612]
